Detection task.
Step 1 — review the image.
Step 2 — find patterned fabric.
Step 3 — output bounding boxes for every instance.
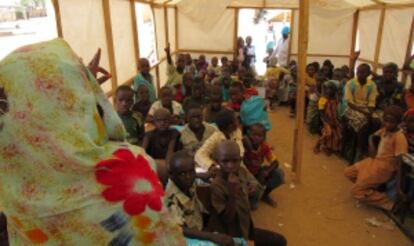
[164,179,203,230]
[317,97,342,152]
[0,39,185,245]
[118,111,144,145]
[243,142,277,175]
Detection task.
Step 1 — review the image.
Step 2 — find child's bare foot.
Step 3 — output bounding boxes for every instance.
[313,145,321,154]
[262,196,277,208]
[324,148,333,156]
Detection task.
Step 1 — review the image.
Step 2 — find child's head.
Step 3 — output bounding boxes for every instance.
[405,109,414,133]
[237,37,245,48]
[176,54,186,71]
[137,85,150,102]
[159,86,173,107]
[185,53,192,66]
[323,81,338,98]
[214,140,241,177]
[332,68,345,81]
[311,61,320,72]
[229,81,244,104]
[316,70,327,84]
[169,150,196,193]
[221,56,229,67]
[246,36,252,46]
[199,55,206,64]
[382,105,404,132]
[207,68,216,81]
[215,109,238,135]
[248,123,266,147]
[191,79,204,99]
[138,58,150,75]
[382,62,398,82]
[186,104,204,130]
[306,63,316,77]
[341,65,350,77]
[209,86,223,111]
[221,65,232,79]
[153,108,171,131]
[322,62,333,79]
[356,63,371,83]
[211,57,219,67]
[115,85,134,115]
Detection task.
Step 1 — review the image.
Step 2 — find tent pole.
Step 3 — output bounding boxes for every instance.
[174,6,179,51]
[349,10,359,68]
[102,0,118,93]
[287,9,295,63]
[163,5,169,46]
[130,0,140,71]
[233,8,239,60]
[373,6,386,72]
[292,0,309,183]
[402,16,414,84]
[52,0,63,38]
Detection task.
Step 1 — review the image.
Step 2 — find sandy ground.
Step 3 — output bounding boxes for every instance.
[252,107,413,246]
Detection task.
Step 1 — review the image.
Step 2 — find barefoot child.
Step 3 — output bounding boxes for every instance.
[147,86,184,125]
[142,108,182,161]
[243,123,284,207]
[165,151,235,246]
[344,105,408,210]
[115,85,144,145]
[208,140,287,246]
[314,81,342,155]
[180,105,217,156]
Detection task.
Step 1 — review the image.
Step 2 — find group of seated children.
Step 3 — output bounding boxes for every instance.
[261,50,414,212]
[114,47,287,245]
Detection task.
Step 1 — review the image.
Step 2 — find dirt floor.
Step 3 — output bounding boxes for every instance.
[252,107,413,246]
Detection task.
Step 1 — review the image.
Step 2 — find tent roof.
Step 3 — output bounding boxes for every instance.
[152,0,413,9]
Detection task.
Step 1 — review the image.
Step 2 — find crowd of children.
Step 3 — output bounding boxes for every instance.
[114,38,414,243]
[115,44,287,245]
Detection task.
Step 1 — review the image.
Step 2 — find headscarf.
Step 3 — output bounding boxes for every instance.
[281,26,290,34]
[0,39,184,245]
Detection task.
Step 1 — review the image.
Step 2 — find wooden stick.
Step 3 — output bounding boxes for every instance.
[155,65,161,95]
[233,8,239,60]
[373,6,386,72]
[290,53,349,58]
[360,3,414,10]
[292,0,309,183]
[174,6,178,51]
[102,0,118,93]
[227,6,298,10]
[287,9,295,63]
[402,16,414,84]
[130,0,140,72]
[52,0,63,38]
[349,10,359,68]
[163,5,169,46]
[178,49,234,55]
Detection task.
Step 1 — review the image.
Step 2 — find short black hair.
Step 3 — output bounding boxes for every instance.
[192,78,204,89]
[249,123,266,134]
[115,85,133,96]
[358,63,371,72]
[230,81,244,92]
[383,105,404,123]
[185,103,203,115]
[168,150,194,174]
[214,109,236,132]
[160,86,172,94]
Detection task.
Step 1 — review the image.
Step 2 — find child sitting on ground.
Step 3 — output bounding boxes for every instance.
[226,81,244,112]
[208,56,221,76]
[132,85,152,120]
[180,105,217,156]
[184,53,197,76]
[133,58,156,103]
[404,109,414,153]
[165,44,185,102]
[115,85,144,145]
[306,70,326,134]
[314,81,342,155]
[182,79,207,113]
[165,151,236,246]
[197,55,209,73]
[143,108,182,161]
[344,105,408,211]
[220,56,229,68]
[243,123,284,207]
[208,140,287,246]
[182,72,194,99]
[203,86,224,123]
[147,86,184,125]
[240,88,271,131]
[218,65,234,101]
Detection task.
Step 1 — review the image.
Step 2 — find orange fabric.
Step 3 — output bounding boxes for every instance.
[25,229,49,244]
[404,90,414,110]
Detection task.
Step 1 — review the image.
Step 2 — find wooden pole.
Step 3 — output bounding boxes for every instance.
[402,16,414,84]
[163,5,169,46]
[349,10,359,68]
[130,0,140,72]
[174,6,178,51]
[52,0,63,38]
[102,0,118,92]
[287,9,295,63]
[373,6,386,72]
[155,65,161,95]
[292,0,309,183]
[233,8,239,60]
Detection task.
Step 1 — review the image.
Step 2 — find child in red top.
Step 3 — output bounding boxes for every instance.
[226,81,244,112]
[243,123,284,207]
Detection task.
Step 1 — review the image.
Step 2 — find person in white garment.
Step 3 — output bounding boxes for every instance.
[273,26,290,67]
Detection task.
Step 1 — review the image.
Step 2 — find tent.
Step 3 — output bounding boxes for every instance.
[44,0,414,179]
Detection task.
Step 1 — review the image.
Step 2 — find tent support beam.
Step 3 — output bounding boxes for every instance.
[174,6,178,51]
[178,49,234,55]
[52,0,63,38]
[102,0,118,93]
[349,10,359,68]
[227,6,298,10]
[360,3,414,11]
[233,8,239,59]
[287,9,295,63]
[164,5,170,46]
[292,0,309,183]
[130,0,140,72]
[402,16,414,84]
[373,6,386,72]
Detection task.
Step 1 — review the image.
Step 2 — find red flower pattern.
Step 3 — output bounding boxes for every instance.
[95,149,164,215]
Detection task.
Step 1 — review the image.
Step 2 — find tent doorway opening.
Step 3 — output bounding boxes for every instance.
[237,9,291,76]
